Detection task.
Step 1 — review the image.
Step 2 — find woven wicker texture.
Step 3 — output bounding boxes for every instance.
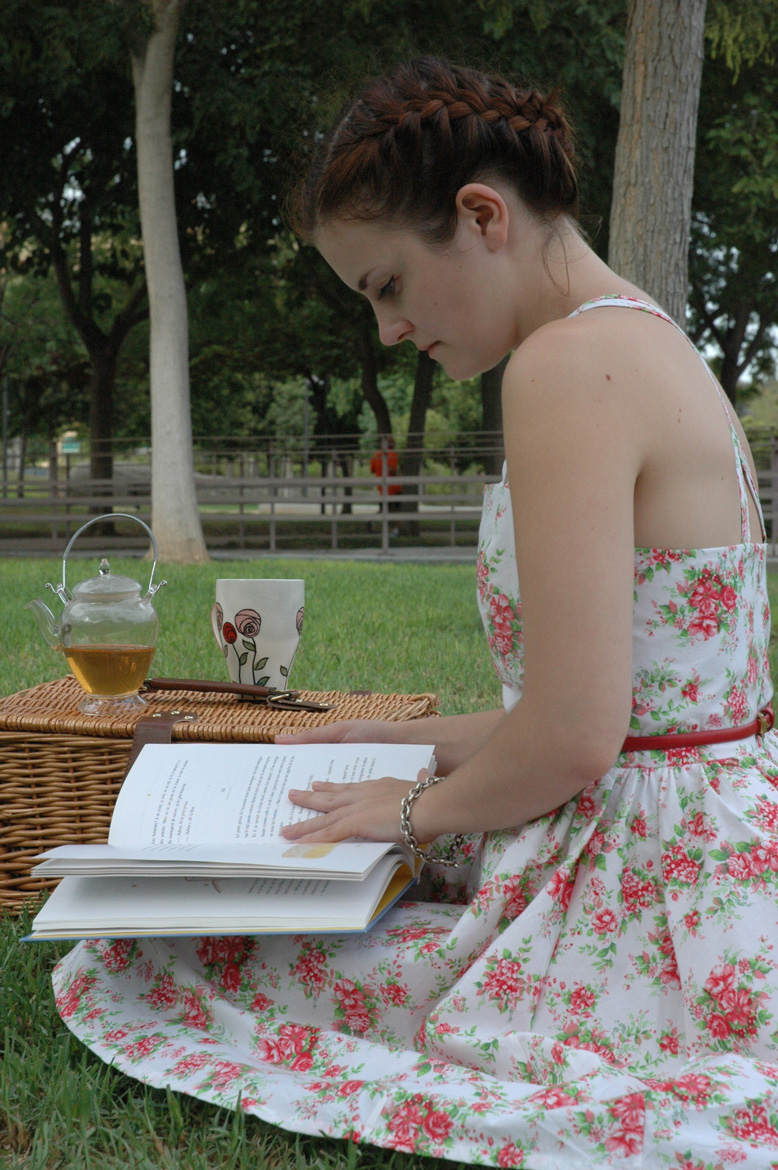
[0,675,440,912]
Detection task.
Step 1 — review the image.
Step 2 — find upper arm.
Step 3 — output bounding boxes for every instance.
[501,328,644,766]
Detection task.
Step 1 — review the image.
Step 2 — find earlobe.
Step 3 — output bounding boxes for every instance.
[455,183,509,250]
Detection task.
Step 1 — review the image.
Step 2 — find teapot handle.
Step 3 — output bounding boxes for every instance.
[59,513,160,596]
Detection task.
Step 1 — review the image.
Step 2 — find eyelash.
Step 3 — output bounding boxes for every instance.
[377,277,397,300]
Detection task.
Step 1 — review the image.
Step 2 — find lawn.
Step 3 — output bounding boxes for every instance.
[1,555,497,1170]
[2,555,498,711]
[3,556,778,1169]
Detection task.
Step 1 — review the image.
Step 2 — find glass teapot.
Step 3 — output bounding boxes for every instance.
[26,513,166,715]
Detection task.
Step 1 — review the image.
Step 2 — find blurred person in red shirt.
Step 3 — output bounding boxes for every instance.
[370,436,402,518]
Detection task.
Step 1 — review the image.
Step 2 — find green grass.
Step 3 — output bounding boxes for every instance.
[3,557,778,1168]
[0,902,462,1169]
[5,555,498,712]
[1,556,496,1169]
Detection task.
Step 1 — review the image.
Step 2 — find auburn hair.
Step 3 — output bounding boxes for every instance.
[292,56,579,244]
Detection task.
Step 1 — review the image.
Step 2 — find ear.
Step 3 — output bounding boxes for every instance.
[455,183,509,250]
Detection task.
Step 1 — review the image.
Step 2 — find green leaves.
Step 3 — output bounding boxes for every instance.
[706,0,778,81]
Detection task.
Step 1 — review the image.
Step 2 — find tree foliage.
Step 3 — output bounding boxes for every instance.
[688,2,778,402]
[1,0,776,467]
[0,0,147,479]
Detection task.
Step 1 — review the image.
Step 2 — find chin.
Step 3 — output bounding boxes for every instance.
[435,340,513,381]
[441,355,501,382]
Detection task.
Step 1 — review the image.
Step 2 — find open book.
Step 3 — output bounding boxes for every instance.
[27,741,435,940]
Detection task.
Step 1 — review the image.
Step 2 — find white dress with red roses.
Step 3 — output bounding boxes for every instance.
[52,298,778,1168]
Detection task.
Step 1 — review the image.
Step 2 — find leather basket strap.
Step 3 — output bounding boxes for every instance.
[122,710,199,778]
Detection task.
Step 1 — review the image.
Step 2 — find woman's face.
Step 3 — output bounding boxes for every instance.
[316,211,521,381]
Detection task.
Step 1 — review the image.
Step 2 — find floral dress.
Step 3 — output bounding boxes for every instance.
[53,298,778,1168]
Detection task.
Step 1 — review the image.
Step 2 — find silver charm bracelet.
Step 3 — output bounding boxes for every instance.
[399,774,465,868]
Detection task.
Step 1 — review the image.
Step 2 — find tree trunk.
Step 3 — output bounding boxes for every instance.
[717,302,752,404]
[88,349,116,486]
[337,453,353,515]
[356,317,393,438]
[480,356,507,475]
[398,350,435,532]
[609,0,707,326]
[401,349,435,485]
[131,0,208,563]
[16,429,26,499]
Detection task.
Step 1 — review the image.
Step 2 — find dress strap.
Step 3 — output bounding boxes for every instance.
[570,295,765,543]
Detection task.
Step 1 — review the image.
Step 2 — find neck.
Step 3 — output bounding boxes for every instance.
[510,219,656,343]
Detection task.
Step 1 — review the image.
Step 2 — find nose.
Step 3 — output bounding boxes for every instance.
[375,310,413,348]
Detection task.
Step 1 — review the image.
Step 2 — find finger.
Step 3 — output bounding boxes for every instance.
[280,813,349,841]
[275,721,360,745]
[282,824,351,844]
[287,787,352,810]
[275,728,341,744]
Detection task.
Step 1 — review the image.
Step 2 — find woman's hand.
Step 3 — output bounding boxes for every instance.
[276,710,505,775]
[275,718,407,747]
[281,771,428,844]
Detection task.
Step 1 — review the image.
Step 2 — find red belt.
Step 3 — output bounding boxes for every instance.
[621,704,775,752]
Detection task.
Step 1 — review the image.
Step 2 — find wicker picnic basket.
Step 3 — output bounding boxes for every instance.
[0,674,440,913]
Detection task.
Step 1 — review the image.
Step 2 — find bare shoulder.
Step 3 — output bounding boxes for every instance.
[503,309,654,423]
[503,303,698,425]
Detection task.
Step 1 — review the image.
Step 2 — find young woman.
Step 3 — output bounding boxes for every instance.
[54,58,778,1166]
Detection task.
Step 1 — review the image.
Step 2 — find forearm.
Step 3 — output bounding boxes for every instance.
[375,708,505,772]
[410,693,629,841]
[281,691,630,849]
[277,708,506,772]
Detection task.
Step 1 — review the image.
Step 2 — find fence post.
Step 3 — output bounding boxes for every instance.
[330,450,338,550]
[238,478,245,549]
[1,378,7,500]
[48,438,59,545]
[380,435,390,553]
[449,442,456,547]
[270,474,277,554]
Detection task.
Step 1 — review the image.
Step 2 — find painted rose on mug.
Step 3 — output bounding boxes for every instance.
[235,609,262,638]
[210,580,304,689]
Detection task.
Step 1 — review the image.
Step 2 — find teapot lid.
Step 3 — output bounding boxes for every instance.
[71,558,142,602]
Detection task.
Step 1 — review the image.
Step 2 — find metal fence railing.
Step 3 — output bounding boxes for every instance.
[0,467,500,554]
[4,429,778,556]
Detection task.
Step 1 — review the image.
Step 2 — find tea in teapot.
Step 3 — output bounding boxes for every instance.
[27,513,166,714]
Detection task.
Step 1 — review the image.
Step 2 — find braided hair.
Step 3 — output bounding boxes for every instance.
[294,56,578,244]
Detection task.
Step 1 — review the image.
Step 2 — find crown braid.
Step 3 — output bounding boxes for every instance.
[294,57,578,242]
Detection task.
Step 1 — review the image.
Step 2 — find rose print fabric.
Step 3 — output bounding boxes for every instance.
[53,299,778,1167]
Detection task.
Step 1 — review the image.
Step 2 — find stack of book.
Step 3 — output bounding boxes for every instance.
[27,741,435,940]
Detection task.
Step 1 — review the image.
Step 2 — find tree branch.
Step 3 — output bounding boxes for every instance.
[690,291,726,350]
[77,199,95,318]
[109,280,148,350]
[738,315,771,378]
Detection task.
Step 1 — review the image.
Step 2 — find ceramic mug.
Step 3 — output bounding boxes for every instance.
[211,579,304,689]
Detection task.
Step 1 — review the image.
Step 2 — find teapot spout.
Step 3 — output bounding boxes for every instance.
[26,598,61,650]
[146,579,167,601]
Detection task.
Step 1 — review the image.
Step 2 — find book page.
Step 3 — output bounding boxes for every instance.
[107,742,434,851]
[28,855,414,938]
[35,839,411,881]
